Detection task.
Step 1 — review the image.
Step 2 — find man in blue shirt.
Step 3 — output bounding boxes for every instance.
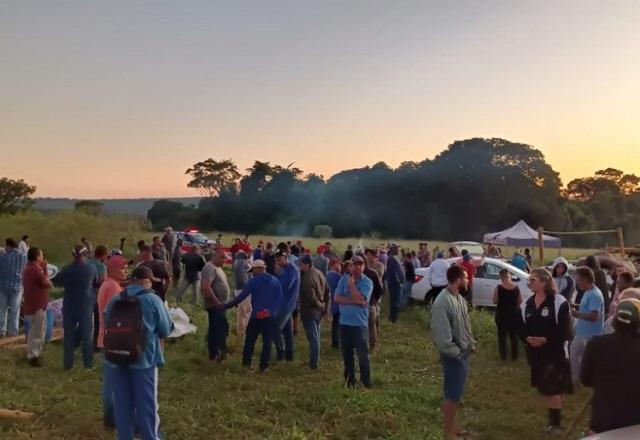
[570,266,604,385]
[0,238,27,337]
[273,249,300,361]
[218,260,284,372]
[104,266,173,440]
[334,256,373,388]
[55,244,98,369]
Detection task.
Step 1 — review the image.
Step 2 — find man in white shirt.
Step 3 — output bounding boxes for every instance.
[426,252,450,305]
[18,235,30,254]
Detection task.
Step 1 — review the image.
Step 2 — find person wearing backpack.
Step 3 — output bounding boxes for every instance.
[103,266,173,440]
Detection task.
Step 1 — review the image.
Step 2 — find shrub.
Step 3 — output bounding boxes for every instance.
[312,225,333,238]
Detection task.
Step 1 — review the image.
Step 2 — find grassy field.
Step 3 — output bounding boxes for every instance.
[0,291,593,439]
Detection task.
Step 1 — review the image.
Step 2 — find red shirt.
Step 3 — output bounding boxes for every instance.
[97,277,123,348]
[459,260,477,287]
[22,262,49,315]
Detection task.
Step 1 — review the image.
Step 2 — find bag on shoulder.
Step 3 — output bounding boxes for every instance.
[104,291,147,365]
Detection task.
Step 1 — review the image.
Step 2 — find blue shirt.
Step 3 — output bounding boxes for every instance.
[56,260,98,311]
[336,274,373,327]
[0,249,27,292]
[104,283,173,369]
[385,256,405,288]
[576,287,604,338]
[275,263,300,315]
[326,271,343,314]
[253,248,263,260]
[511,255,528,272]
[226,273,284,319]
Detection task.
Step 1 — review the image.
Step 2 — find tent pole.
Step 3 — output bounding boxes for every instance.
[537,227,545,266]
[618,227,625,259]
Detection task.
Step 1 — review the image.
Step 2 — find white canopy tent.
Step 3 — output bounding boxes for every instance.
[483,220,562,249]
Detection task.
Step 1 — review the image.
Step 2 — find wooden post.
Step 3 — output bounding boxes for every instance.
[537,227,545,266]
[618,227,625,259]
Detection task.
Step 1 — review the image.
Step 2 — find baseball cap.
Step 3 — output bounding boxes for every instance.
[463,253,471,261]
[107,255,128,270]
[316,245,326,255]
[615,299,640,330]
[131,266,160,282]
[72,244,88,256]
[351,255,365,264]
[248,259,267,272]
[299,255,312,265]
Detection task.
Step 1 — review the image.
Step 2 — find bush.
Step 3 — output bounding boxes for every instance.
[312,224,333,238]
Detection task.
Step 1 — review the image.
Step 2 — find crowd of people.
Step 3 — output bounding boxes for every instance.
[1,231,640,439]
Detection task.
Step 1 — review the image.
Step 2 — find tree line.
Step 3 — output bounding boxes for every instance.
[146,138,640,247]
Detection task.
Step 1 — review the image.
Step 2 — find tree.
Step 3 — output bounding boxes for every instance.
[74,200,104,216]
[0,177,36,214]
[185,159,241,197]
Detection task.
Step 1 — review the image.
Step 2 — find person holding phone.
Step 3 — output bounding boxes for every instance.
[22,247,53,367]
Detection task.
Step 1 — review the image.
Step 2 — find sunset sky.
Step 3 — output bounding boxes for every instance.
[1,1,639,198]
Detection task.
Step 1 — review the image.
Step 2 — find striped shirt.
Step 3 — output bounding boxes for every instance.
[0,249,27,292]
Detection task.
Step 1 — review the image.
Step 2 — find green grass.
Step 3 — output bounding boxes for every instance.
[0,293,592,439]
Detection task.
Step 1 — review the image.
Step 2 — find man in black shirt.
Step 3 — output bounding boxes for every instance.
[175,244,206,303]
[581,296,640,434]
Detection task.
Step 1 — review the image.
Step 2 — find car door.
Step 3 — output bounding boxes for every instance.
[472,262,502,307]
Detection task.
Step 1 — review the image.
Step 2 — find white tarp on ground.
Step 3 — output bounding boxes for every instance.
[167,307,197,339]
[483,220,562,249]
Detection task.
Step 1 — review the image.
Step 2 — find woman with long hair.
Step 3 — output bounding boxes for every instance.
[492,269,522,360]
[520,268,573,433]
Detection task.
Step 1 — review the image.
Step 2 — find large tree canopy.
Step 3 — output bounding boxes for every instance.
[0,177,36,215]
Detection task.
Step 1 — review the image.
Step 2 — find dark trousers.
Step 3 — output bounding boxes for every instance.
[93,302,100,350]
[63,305,94,369]
[273,311,294,361]
[331,312,340,349]
[426,285,446,305]
[340,324,371,388]
[243,317,276,371]
[495,313,519,360]
[206,309,229,360]
[388,284,401,323]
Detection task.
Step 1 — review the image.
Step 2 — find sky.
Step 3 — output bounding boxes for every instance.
[1,0,639,198]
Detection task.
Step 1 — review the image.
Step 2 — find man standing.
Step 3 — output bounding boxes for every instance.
[232,250,252,339]
[97,254,129,428]
[426,252,449,305]
[323,242,339,262]
[385,244,405,323]
[312,245,329,275]
[18,235,30,254]
[363,256,383,350]
[151,236,168,262]
[201,249,231,362]
[326,259,343,349]
[89,245,108,350]
[365,248,385,282]
[458,250,484,304]
[55,245,98,370]
[273,249,300,362]
[176,244,206,304]
[570,266,604,384]
[431,265,474,440]
[138,245,172,302]
[171,239,183,287]
[334,256,373,388]
[298,255,329,369]
[161,227,176,263]
[0,238,27,338]
[104,266,173,440]
[217,260,284,373]
[581,298,640,435]
[22,247,52,367]
[419,243,432,268]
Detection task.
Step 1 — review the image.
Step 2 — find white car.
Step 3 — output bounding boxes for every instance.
[449,241,484,257]
[582,425,640,439]
[410,257,532,307]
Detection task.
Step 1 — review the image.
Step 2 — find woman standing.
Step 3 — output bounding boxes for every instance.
[492,269,522,360]
[520,268,573,433]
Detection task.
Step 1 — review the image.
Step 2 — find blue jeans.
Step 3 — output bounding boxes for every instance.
[302,312,322,369]
[273,310,294,361]
[63,305,94,369]
[0,287,23,336]
[111,366,162,440]
[340,324,371,387]
[400,281,414,308]
[206,309,229,360]
[388,284,401,323]
[243,317,276,371]
[440,352,469,402]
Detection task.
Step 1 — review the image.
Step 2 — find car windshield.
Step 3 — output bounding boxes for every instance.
[185,233,208,243]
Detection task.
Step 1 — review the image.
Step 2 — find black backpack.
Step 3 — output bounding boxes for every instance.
[104,291,147,365]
